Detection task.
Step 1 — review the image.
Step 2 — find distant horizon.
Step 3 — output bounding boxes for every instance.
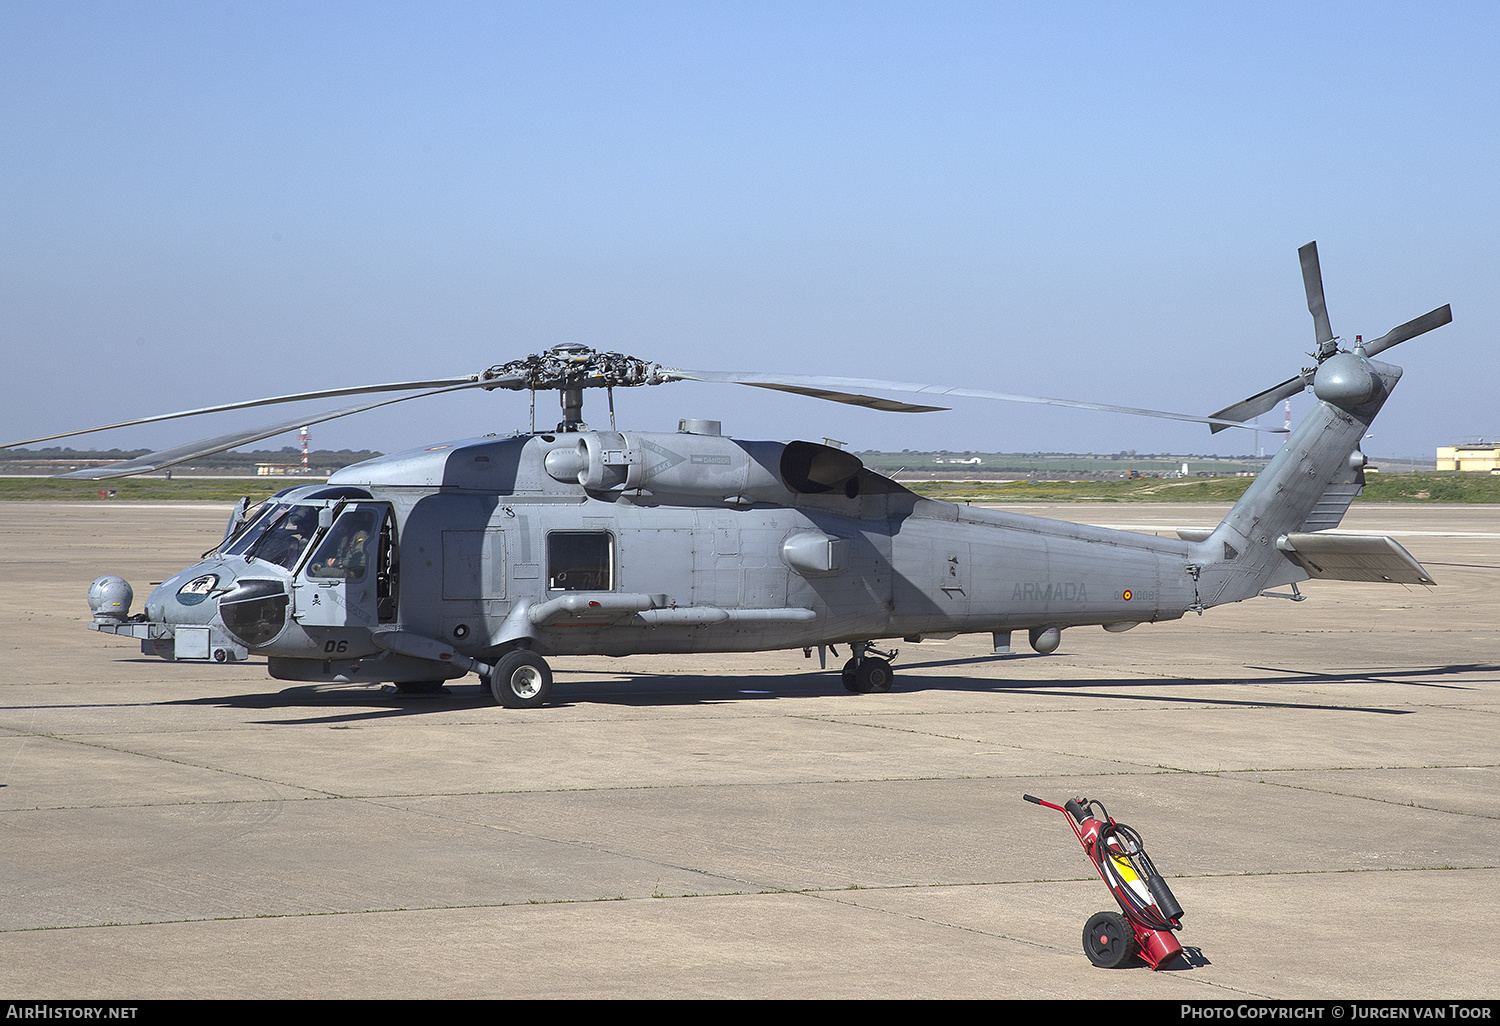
[0,442,1442,464]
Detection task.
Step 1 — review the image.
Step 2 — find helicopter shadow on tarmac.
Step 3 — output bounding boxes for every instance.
[156,658,1499,726]
[164,669,859,725]
[889,657,1499,715]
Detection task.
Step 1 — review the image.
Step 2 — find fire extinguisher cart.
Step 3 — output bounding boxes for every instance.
[1024,794,1186,969]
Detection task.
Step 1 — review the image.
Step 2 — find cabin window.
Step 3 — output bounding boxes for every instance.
[547,532,613,591]
[307,509,378,580]
[376,512,398,623]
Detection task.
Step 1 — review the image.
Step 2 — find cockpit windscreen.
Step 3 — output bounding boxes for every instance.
[246,506,320,570]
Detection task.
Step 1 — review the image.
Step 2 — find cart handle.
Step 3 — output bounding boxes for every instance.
[1024,793,1092,825]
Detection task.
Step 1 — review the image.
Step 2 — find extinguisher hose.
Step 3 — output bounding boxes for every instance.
[1097,820,1183,931]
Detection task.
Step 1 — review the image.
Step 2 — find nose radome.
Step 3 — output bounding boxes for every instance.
[144,563,238,626]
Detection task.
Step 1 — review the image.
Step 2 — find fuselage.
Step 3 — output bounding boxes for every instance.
[124,427,1196,684]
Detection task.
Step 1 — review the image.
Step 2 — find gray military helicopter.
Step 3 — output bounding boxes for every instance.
[11,242,1451,707]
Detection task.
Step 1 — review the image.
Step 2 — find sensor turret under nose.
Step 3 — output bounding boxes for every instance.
[88,575,133,622]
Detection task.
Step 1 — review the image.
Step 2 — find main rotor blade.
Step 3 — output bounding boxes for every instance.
[56,384,476,480]
[740,382,947,413]
[2,374,486,450]
[1300,241,1334,351]
[697,375,949,413]
[1205,371,1314,434]
[669,369,1262,431]
[1359,304,1453,358]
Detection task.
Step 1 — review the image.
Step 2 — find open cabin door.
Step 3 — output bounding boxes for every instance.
[293,502,397,629]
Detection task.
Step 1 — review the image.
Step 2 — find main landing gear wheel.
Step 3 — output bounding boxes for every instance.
[841,660,860,693]
[486,651,553,709]
[841,657,893,694]
[1082,910,1136,968]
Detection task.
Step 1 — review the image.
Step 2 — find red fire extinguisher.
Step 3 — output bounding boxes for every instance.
[1024,794,1186,969]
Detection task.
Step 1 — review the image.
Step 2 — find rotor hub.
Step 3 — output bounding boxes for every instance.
[480,344,673,393]
[1313,351,1381,408]
[478,345,677,432]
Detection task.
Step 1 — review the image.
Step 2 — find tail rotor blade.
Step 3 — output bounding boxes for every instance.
[1206,371,1313,434]
[1299,241,1335,353]
[1360,304,1453,359]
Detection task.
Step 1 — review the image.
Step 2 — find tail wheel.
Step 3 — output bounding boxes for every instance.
[488,650,553,709]
[1082,910,1136,968]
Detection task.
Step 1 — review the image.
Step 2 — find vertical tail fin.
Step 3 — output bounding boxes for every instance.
[1192,357,1401,607]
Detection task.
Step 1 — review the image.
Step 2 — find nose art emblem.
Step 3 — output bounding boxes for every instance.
[176,574,219,606]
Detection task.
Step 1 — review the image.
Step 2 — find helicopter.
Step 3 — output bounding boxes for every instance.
[9,242,1451,707]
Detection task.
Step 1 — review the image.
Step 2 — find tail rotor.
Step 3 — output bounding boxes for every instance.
[1207,241,1451,433]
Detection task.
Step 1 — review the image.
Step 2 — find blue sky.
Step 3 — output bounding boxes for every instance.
[3,2,1495,460]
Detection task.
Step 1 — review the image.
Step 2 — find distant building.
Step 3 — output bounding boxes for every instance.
[1436,442,1500,473]
[255,462,306,476]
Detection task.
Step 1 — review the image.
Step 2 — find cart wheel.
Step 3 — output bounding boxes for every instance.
[1082,911,1136,968]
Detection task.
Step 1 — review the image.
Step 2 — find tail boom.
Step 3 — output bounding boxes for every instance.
[1194,358,1404,607]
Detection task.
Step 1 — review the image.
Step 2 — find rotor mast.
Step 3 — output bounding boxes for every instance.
[559,385,586,431]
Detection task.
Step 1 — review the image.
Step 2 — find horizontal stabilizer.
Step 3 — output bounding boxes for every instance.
[1277,533,1435,585]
